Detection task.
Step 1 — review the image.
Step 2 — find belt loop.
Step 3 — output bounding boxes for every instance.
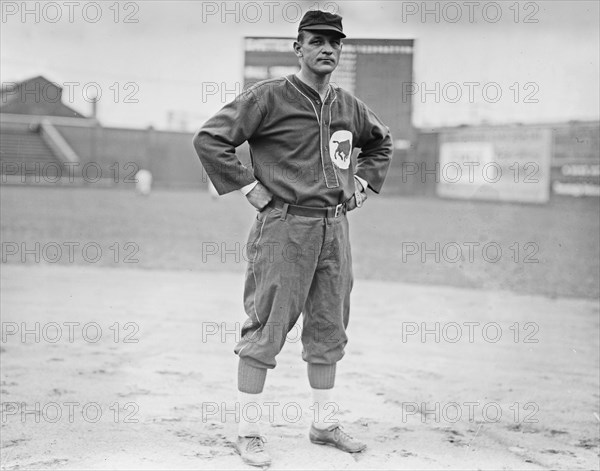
[280,203,289,220]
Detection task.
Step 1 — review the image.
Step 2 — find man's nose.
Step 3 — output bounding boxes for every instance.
[322,42,334,53]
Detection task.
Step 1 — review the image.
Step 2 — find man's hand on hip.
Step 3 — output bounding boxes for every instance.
[346,178,368,211]
[246,181,273,210]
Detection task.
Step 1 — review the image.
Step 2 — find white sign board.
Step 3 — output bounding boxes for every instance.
[437,127,552,203]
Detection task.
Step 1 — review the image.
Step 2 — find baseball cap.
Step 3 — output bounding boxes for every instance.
[298,10,346,38]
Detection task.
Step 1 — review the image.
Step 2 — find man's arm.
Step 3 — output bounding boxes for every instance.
[192,87,265,196]
[354,102,394,194]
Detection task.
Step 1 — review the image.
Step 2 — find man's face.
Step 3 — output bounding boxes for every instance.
[295,30,343,76]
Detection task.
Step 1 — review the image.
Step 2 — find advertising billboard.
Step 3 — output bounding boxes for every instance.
[436,126,552,204]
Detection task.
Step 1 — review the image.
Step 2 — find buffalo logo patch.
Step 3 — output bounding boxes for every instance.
[329,130,352,170]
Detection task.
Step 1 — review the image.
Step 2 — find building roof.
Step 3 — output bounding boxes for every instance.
[0,75,90,119]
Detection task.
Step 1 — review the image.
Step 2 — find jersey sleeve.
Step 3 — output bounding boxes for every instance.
[192,86,265,195]
[354,101,393,194]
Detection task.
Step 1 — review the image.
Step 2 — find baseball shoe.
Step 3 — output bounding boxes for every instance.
[309,424,367,453]
[235,435,271,467]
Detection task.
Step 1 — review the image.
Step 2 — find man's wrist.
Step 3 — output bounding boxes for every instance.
[240,181,259,196]
[354,175,368,192]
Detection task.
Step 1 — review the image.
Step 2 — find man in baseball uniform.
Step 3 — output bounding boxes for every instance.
[193,10,393,467]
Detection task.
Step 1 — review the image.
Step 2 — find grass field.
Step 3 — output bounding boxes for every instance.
[1,185,599,299]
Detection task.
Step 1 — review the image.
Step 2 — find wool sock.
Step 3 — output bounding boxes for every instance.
[307,363,336,389]
[238,359,267,394]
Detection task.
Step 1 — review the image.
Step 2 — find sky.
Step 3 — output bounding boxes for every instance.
[1,0,599,130]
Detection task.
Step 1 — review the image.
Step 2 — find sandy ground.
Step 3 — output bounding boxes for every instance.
[1,264,599,470]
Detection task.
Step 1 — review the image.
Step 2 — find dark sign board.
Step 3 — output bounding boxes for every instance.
[244,37,415,146]
[551,122,600,197]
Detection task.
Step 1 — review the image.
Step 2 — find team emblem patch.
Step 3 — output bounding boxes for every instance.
[329,130,352,170]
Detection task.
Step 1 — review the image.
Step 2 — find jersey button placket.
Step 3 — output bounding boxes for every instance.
[320,98,338,188]
[321,101,340,188]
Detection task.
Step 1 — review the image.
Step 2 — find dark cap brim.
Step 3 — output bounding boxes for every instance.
[299,25,346,38]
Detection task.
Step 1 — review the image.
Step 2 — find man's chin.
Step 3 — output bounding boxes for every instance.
[315,63,337,74]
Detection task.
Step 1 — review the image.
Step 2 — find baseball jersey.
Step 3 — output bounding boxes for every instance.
[194,74,393,207]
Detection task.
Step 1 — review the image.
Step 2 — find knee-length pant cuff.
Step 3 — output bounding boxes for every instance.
[307,363,336,389]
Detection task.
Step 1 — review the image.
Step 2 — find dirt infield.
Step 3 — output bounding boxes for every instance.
[1,264,599,470]
[1,186,599,469]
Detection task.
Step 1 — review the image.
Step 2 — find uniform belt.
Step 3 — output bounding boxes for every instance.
[267,197,347,218]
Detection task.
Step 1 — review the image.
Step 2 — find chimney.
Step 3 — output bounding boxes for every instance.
[91,95,98,119]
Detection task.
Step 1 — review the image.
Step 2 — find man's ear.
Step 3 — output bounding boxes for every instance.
[293,41,303,58]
